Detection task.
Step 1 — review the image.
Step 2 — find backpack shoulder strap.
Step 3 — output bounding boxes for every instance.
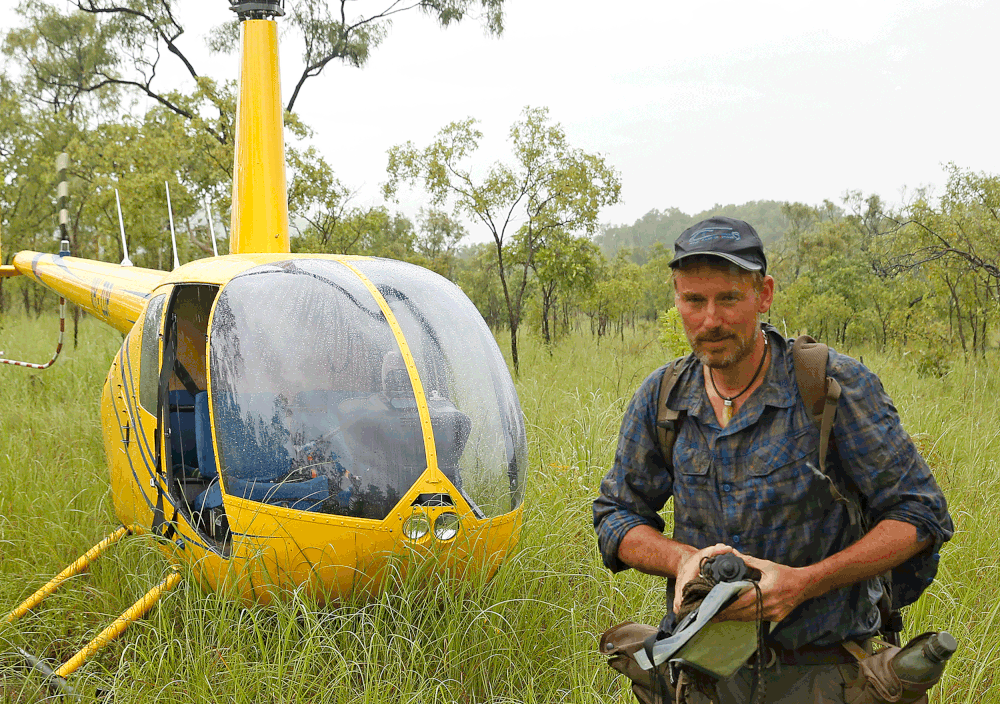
[791,335,851,508]
[656,356,689,468]
[791,336,900,636]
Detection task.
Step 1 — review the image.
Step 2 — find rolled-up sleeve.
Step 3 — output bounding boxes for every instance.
[829,353,954,606]
[593,367,675,573]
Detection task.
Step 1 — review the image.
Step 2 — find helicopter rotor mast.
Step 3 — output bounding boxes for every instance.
[229,0,290,255]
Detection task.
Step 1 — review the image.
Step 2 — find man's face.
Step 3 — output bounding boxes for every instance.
[673,261,775,369]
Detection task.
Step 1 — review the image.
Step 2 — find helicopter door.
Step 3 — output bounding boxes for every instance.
[157,284,222,545]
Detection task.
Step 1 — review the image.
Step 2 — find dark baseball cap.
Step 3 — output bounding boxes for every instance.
[669,217,767,275]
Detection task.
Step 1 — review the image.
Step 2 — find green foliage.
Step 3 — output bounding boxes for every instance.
[414,208,468,279]
[658,307,688,357]
[914,347,953,379]
[589,253,642,342]
[525,229,600,344]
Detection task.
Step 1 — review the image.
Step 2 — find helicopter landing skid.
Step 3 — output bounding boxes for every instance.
[4,526,182,699]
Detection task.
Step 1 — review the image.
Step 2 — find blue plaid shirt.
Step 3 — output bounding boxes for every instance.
[593,325,953,649]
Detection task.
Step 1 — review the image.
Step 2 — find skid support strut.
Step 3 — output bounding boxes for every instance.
[4,526,183,698]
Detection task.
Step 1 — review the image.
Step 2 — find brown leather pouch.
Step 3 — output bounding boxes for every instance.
[600,622,675,704]
[844,634,939,704]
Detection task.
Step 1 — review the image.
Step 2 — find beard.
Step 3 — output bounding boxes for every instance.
[688,322,759,370]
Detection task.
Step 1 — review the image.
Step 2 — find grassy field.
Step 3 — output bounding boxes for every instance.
[1,310,998,703]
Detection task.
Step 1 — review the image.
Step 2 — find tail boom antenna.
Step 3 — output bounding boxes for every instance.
[205,196,219,257]
[115,189,133,267]
[166,181,180,270]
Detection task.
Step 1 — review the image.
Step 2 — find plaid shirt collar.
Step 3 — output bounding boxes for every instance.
[673,324,797,433]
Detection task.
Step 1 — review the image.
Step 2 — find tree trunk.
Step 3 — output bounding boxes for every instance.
[509,322,519,373]
[943,276,967,353]
[493,238,519,373]
[540,284,553,346]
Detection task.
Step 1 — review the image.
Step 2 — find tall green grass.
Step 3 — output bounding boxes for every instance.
[0,313,997,702]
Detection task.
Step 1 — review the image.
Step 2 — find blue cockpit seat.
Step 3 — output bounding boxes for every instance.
[194,391,218,480]
[169,389,199,476]
[193,475,329,515]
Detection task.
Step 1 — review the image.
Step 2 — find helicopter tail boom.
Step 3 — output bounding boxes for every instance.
[11,250,165,333]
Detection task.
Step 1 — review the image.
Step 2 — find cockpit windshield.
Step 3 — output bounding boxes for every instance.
[207,259,526,521]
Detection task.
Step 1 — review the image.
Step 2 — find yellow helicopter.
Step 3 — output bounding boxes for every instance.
[1,0,526,691]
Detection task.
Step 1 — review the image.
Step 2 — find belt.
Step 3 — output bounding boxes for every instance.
[759,641,864,667]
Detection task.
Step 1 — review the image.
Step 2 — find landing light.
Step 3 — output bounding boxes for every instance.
[434,513,460,541]
[403,514,430,540]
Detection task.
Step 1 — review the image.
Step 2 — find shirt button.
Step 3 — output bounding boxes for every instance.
[732,535,740,544]
[932,553,940,562]
[722,483,732,492]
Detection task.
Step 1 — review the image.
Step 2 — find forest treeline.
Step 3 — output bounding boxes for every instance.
[1,1,998,372]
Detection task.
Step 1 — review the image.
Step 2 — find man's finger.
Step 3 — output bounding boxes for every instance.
[711,588,759,622]
[674,544,738,612]
[736,552,769,570]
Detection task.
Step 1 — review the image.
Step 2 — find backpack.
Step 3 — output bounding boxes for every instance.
[654,335,904,644]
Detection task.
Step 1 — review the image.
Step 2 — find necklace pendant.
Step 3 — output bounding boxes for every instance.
[721,399,733,426]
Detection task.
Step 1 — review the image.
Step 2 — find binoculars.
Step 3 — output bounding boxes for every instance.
[702,553,762,584]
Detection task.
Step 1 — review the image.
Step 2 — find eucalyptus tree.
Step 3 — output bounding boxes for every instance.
[384,106,621,371]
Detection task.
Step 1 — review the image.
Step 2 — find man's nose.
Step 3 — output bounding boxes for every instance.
[702,301,722,328]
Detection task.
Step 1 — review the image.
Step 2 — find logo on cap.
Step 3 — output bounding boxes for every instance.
[687,227,742,244]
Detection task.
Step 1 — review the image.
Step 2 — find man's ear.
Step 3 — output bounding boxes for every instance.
[758,275,776,312]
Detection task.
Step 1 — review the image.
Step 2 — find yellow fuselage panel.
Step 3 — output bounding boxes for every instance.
[175,487,522,605]
[103,330,158,531]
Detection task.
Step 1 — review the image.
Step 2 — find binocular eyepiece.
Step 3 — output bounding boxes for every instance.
[702,553,762,583]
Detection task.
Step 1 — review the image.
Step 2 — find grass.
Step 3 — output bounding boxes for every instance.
[0,310,997,702]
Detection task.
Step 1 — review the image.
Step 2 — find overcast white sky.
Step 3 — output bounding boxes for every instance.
[5,0,999,236]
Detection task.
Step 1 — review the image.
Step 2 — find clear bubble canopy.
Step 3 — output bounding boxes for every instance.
[207,258,527,521]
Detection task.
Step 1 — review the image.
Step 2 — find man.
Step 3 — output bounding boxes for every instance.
[593,217,953,702]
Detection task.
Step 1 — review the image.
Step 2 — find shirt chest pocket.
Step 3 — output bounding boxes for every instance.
[749,428,824,508]
[672,434,712,486]
[751,428,816,474]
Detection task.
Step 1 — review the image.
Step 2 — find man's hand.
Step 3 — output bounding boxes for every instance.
[713,551,815,623]
[672,543,735,615]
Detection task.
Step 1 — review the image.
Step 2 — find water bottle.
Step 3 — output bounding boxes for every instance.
[891,631,958,684]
